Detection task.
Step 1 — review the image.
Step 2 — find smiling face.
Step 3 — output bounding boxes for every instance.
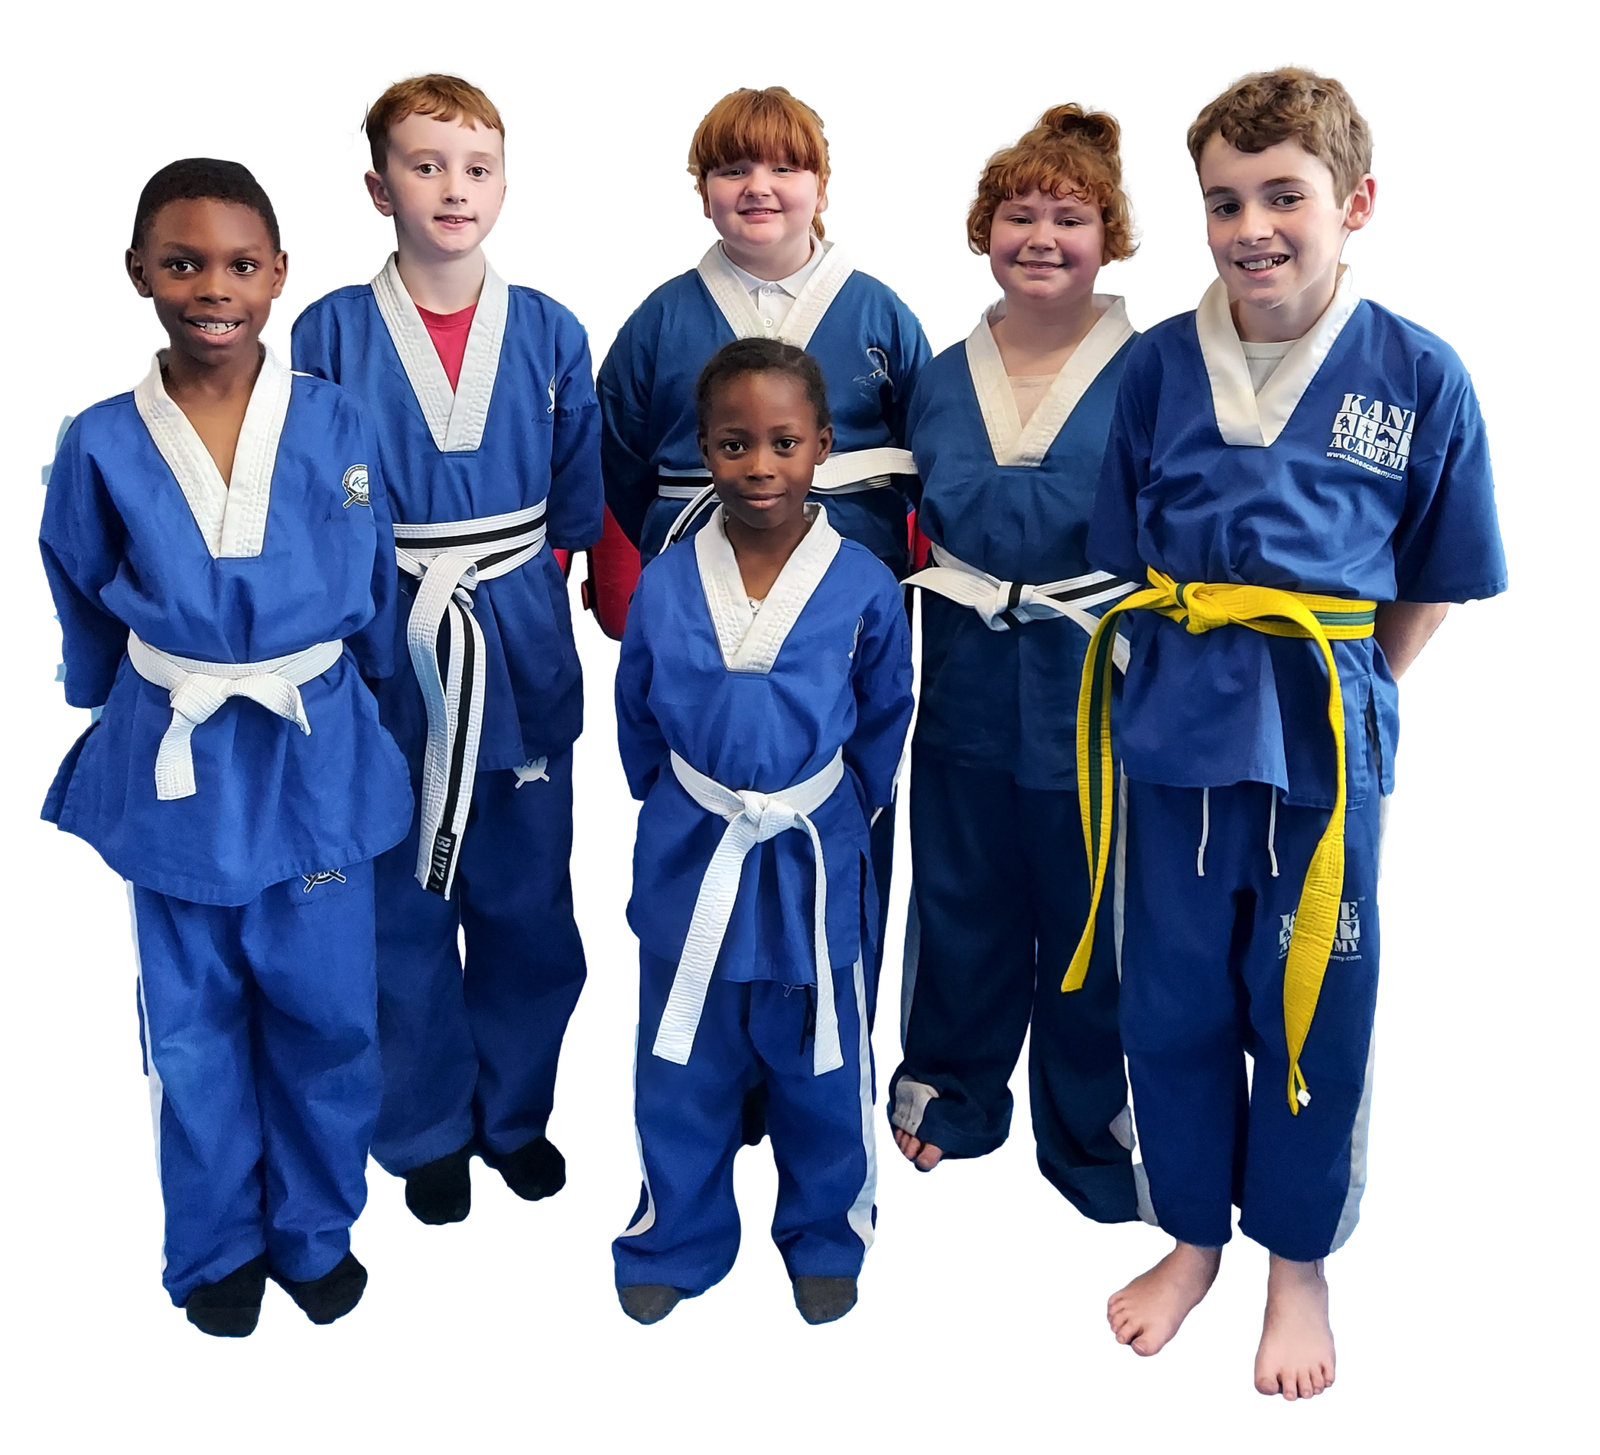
[125,197,285,368]
[988,187,1106,311]
[701,157,826,277]
[1199,135,1375,341]
[699,370,833,538]
[366,111,506,263]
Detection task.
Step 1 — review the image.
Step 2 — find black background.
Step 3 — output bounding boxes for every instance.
[34,56,1510,1408]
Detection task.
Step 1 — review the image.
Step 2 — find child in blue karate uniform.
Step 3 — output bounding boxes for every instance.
[888,106,1144,1224]
[612,339,913,1326]
[293,76,604,1226]
[40,160,412,1336]
[595,90,930,1122]
[1079,71,1506,1399]
[597,85,930,579]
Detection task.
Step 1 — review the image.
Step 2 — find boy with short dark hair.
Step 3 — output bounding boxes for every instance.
[293,76,604,1228]
[1077,69,1505,1397]
[41,158,413,1335]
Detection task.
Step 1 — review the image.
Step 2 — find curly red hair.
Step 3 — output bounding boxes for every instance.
[967,104,1136,263]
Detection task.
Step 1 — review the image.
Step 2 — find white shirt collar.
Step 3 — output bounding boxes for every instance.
[719,238,824,300]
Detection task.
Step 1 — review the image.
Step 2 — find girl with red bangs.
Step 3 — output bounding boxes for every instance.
[594,87,930,1114]
[889,106,1147,1227]
[596,88,928,585]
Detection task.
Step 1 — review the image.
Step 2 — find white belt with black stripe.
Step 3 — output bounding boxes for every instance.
[657,446,916,548]
[907,542,1136,667]
[393,502,547,897]
[653,749,846,1076]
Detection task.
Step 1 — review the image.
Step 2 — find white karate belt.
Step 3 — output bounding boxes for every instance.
[393,501,547,897]
[658,446,916,549]
[653,748,846,1075]
[127,631,344,800]
[907,543,1136,669]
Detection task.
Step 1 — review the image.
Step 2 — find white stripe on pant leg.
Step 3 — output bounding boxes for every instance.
[846,957,878,1251]
[620,1025,657,1237]
[898,891,920,1048]
[126,884,169,1275]
[1329,1027,1377,1253]
[1113,1101,1164,1229]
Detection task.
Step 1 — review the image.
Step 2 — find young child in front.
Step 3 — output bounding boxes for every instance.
[40,160,413,1335]
[293,76,604,1227]
[1078,70,1506,1397]
[888,106,1144,1224]
[611,339,913,1326]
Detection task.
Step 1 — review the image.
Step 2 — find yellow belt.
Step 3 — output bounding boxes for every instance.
[1065,569,1377,1114]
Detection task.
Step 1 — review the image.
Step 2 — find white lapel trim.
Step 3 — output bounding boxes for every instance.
[134,346,292,559]
[695,241,856,351]
[1197,266,1361,448]
[370,253,509,453]
[695,504,842,674]
[965,296,1134,468]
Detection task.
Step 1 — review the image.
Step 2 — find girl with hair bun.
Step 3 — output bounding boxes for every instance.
[888,105,1147,1224]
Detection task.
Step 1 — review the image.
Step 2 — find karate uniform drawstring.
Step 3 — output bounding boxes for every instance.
[1196,787,1211,877]
[1267,792,1281,878]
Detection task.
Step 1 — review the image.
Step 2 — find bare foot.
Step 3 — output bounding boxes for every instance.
[892,1128,943,1170]
[1107,1242,1222,1356]
[1254,1256,1335,1400]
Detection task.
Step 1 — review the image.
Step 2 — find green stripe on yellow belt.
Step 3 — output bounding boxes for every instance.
[1065,568,1377,1115]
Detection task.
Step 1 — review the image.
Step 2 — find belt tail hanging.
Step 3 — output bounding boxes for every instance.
[393,504,545,897]
[405,556,488,898]
[1063,587,1162,993]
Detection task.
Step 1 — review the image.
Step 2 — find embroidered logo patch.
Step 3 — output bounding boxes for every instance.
[547,376,557,414]
[853,346,893,394]
[1328,394,1413,480]
[302,868,347,893]
[342,463,371,508]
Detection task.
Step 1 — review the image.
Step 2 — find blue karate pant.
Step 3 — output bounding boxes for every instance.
[614,953,877,1295]
[889,749,1138,1221]
[371,751,586,1174]
[1120,781,1381,1262]
[129,862,380,1306]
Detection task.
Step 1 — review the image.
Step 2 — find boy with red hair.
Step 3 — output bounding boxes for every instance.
[1080,69,1505,1397]
[293,75,603,1227]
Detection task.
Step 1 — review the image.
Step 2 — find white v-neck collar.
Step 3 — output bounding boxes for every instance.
[965,296,1134,468]
[370,253,509,453]
[695,239,854,350]
[1196,266,1361,447]
[134,345,292,559]
[694,504,842,674]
